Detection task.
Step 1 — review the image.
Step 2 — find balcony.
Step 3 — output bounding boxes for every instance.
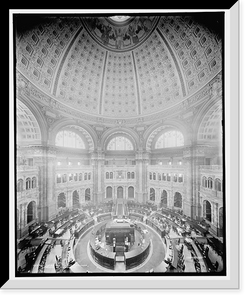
[17,188,39,201]
[17,164,38,173]
[200,186,223,199]
[199,165,223,171]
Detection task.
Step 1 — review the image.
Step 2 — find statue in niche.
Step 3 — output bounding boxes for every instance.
[19,156,27,166]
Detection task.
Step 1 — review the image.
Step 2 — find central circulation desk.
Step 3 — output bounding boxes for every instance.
[89,221,116,270]
[89,220,151,271]
[124,222,151,270]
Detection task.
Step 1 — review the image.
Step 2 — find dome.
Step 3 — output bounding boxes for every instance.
[16,14,222,120]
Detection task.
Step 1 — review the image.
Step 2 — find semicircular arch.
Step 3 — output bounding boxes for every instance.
[101,127,139,151]
[49,119,98,151]
[17,98,48,144]
[145,121,188,151]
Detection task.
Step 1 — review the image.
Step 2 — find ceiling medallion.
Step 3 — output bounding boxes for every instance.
[83,16,159,52]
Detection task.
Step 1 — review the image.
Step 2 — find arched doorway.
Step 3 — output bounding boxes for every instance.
[218,207,223,236]
[27,201,36,224]
[58,192,66,208]
[161,190,168,208]
[117,186,123,198]
[106,186,112,198]
[174,192,182,208]
[17,208,20,229]
[72,190,80,208]
[150,188,155,201]
[85,188,91,201]
[128,186,134,198]
[203,200,212,222]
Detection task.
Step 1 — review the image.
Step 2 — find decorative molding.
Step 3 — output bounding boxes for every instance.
[81,16,160,53]
[16,70,221,126]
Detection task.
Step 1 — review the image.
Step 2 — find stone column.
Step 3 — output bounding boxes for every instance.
[32,145,57,222]
[183,147,193,218]
[210,202,219,235]
[91,150,105,204]
[19,203,24,236]
[156,187,161,207]
[193,147,205,220]
[32,146,48,222]
[135,150,150,203]
[46,147,57,220]
[66,189,73,208]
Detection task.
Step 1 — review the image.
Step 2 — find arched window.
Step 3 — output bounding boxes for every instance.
[58,193,66,208]
[161,190,168,207]
[150,188,155,201]
[153,172,156,180]
[219,207,223,230]
[17,208,20,229]
[69,173,73,181]
[74,173,78,181]
[162,173,166,181]
[85,188,91,201]
[203,200,212,222]
[110,172,113,179]
[128,186,134,198]
[117,186,123,198]
[32,177,36,188]
[62,174,67,183]
[155,130,184,149]
[84,173,87,180]
[106,186,112,198]
[88,173,91,180]
[72,190,80,208]
[26,178,31,190]
[208,177,213,189]
[56,174,62,184]
[107,136,134,151]
[27,201,36,224]
[202,176,207,187]
[55,130,85,149]
[158,173,161,181]
[127,172,131,179]
[79,173,83,181]
[174,192,182,208]
[106,172,109,179]
[167,173,171,181]
[17,100,41,143]
[149,172,152,180]
[17,179,23,192]
[178,174,183,183]
[131,172,135,179]
[215,178,222,191]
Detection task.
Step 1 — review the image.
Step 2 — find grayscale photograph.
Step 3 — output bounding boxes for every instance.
[14,11,225,276]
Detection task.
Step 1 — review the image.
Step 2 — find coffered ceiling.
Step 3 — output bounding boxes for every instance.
[16,14,222,119]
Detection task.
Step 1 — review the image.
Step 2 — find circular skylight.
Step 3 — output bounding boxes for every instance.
[109,16,131,22]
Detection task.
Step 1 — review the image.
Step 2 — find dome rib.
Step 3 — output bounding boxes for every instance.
[156,27,187,97]
[98,50,109,114]
[131,50,141,115]
[52,25,83,96]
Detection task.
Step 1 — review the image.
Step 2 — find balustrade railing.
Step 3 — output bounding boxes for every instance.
[199,165,223,171]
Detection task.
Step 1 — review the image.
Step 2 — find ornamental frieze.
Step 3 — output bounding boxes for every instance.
[16,70,221,126]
